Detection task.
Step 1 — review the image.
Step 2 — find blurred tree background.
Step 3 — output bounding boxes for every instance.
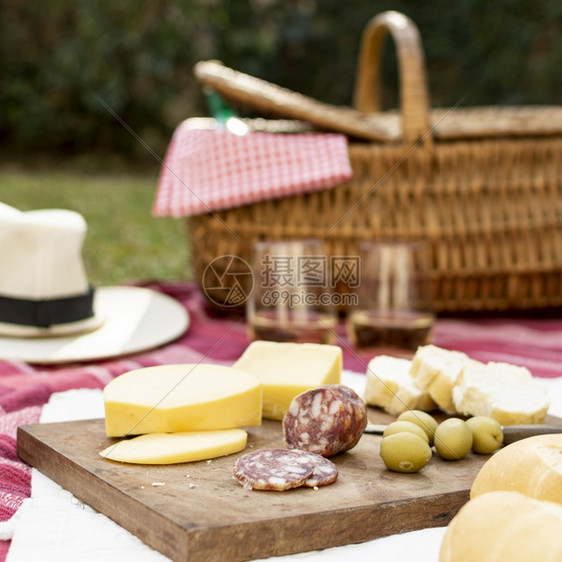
[2,0,562,168]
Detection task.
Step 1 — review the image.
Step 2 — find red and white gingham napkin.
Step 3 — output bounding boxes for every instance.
[152,121,352,217]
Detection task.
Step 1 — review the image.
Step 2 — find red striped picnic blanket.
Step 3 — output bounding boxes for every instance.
[1,281,561,560]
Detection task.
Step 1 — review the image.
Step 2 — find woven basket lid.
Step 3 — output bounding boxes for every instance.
[194,60,401,142]
[194,12,562,143]
[195,59,562,143]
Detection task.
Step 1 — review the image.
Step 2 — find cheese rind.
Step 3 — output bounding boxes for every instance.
[364,355,436,415]
[103,364,262,437]
[99,429,248,464]
[234,341,342,420]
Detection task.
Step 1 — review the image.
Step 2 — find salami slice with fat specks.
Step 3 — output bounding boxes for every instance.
[233,448,315,491]
[299,450,339,487]
[283,384,367,457]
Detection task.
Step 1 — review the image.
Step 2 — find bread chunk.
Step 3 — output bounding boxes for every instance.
[470,434,562,502]
[453,361,550,425]
[364,355,436,415]
[410,345,478,413]
[440,491,562,562]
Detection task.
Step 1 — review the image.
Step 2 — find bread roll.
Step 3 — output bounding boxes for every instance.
[439,491,562,562]
[410,345,477,413]
[364,355,435,415]
[453,361,550,425]
[470,434,562,502]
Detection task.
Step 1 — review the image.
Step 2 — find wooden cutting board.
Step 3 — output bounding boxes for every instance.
[16,411,544,562]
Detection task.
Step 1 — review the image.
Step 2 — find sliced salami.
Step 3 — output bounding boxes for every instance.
[233,448,314,491]
[298,450,339,487]
[283,384,367,457]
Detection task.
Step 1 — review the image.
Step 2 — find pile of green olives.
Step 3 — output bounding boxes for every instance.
[379,410,504,473]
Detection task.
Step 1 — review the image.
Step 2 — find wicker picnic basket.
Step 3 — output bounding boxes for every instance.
[189,10,562,314]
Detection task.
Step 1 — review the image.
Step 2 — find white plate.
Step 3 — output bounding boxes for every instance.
[0,286,190,364]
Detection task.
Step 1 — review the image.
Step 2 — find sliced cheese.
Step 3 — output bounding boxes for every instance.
[364,355,436,415]
[234,341,342,420]
[103,364,262,437]
[99,428,247,464]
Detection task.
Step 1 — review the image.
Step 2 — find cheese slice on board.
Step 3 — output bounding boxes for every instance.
[234,341,342,420]
[99,429,248,464]
[103,364,262,437]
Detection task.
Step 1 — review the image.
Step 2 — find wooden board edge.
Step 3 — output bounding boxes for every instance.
[187,491,466,561]
[17,424,188,561]
[16,421,468,561]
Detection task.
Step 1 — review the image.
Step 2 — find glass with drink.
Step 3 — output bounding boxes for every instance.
[247,239,338,344]
[347,239,434,352]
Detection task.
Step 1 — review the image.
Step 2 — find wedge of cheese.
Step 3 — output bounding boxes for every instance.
[364,355,436,415]
[234,341,342,420]
[103,364,262,437]
[99,429,248,464]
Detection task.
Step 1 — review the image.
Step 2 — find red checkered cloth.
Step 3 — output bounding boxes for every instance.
[152,124,352,217]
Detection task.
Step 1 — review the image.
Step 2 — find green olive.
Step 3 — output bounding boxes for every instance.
[466,416,503,454]
[380,432,432,473]
[397,410,438,445]
[433,418,473,461]
[382,420,430,444]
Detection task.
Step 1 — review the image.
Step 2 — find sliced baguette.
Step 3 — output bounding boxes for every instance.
[364,355,436,415]
[410,345,479,413]
[452,361,550,425]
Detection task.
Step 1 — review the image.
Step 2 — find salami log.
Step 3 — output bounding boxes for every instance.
[233,448,314,491]
[283,384,367,457]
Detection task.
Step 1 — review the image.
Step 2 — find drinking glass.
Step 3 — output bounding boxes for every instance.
[346,239,434,352]
[247,239,338,344]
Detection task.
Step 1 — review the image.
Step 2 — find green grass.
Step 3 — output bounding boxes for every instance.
[0,166,192,286]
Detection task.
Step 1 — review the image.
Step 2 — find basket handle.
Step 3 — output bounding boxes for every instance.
[353,11,431,143]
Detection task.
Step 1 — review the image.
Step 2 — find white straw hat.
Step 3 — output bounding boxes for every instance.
[0,202,103,337]
[0,203,189,362]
